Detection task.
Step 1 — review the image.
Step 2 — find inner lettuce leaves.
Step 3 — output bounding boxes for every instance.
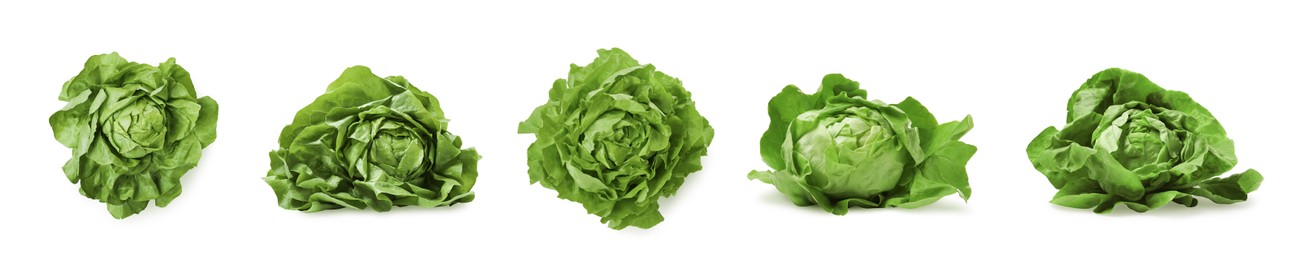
[1027,68,1263,213]
[265,66,479,212]
[749,74,975,214]
[50,53,219,219]
[519,48,714,229]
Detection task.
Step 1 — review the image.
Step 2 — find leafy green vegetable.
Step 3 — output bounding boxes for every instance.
[519,48,714,229]
[50,53,219,219]
[265,66,478,212]
[749,74,975,214]
[1027,68,1263,213]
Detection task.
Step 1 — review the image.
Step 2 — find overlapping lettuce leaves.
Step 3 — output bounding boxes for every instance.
[265,66,478,212]
[749,74,975,214]
[50,53,219,219]
[1027,68,1263,213]
[519,48,714,229]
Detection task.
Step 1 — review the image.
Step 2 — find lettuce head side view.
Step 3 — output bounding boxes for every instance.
[1027,68,1263,213]
[519,48,714,229]
[749,74,975,215]
[50,53,219,219]
[265,66,479,212]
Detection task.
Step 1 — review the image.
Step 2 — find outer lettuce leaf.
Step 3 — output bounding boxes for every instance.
[49,53,219,219]
[265,66,478,212]
[1027,68,1263,213]
[519,48,714,229]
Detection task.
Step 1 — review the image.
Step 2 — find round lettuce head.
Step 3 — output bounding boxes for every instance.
[49,53,219,219]
[1027,68,1263,213]
[265,66,479,212]
[749,74,975,215]
[519,48,714,229]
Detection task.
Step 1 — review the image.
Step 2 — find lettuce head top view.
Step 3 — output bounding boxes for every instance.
[519,48,714,229]
[265,66,479,212]
[1027,68,1263,213]
[749,74,975,214]
[49,53,219,219]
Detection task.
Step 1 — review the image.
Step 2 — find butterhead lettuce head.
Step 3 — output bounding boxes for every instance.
[749,74,975,214]
[1027,68,1263,213]
[265,66,479,212]
[50,53,219,219]
[519,48,714,229]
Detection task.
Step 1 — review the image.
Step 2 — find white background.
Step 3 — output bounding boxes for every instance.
[1,1,1295,259]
